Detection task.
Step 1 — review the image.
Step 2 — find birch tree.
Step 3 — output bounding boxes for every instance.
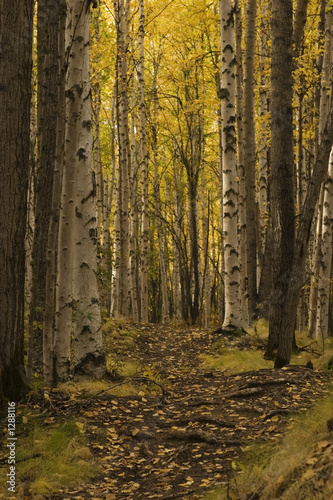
[70,0,106,377]
[220,0,242,330]
[43,0,67,384]
[138,0,149,322]
[54,0,106,380]
[112,0,130,318]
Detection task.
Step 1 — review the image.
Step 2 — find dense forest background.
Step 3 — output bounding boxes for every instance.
[1,0,333,400]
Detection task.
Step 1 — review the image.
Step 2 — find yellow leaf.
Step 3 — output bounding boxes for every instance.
[306,457,317,465]
[302,469,315,481]
[132,428,140,436]
[75,422,84,433]
[317,440,330,450]
[44,417,55,424]
[22,416,28,424]
[271,415,279,422]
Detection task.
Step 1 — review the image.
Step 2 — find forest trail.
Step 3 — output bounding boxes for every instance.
[37,325,333,499]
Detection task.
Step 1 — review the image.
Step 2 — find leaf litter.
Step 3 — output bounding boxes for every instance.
[13,325,333,499]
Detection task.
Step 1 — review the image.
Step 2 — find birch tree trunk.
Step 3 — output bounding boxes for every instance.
[111,0,131,317]
[309,7,332,336]
[235,2,249,326]
[315,157,333,342]
[314,7,333,342]
[68,0,106,378]
[138,0,149,322]
[220,0,241,330]
[54,4,78,382]
[129,71,139,321]
[43,0,66,384]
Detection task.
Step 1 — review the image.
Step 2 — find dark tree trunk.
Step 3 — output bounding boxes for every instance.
[267,0,295,360]
[27,0,62,378]
[0,0,34,400]
[274,105,333,367]
[188,175,200,323]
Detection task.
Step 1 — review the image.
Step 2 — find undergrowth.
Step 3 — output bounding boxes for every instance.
[0,411,98,499]
[200,319,333,375]
[204,383,333,500]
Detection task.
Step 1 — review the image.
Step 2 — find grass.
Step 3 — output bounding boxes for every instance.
[0,411,98,499]
[203,383,333,500]
[200,319,333,375]
[102,316,144,379]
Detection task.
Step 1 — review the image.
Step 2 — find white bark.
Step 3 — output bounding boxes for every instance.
[68,0,106,377]
[54,5,76,381]
[138,0,149,322]
[129,71,139,320]
[220,0,241,329]
[235,2,249,326]
[315,156,333,342]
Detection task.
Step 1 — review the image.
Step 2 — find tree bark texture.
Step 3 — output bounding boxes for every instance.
[27,0,63,379]
[267,0,295,360]
[42,0,67,385]
[220,0,242,330]
[68,0,106,378]
[243,0,258,322]
[138,0,149,322]
[0,0,34,400]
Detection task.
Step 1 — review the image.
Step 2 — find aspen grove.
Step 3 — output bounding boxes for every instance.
[2,0,333,398]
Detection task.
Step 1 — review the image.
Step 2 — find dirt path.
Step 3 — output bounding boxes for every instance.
[44,325,332,499]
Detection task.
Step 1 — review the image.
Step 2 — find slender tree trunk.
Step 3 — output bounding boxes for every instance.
[315,157,333,343]
[54,4,78,382]
[243,0,258,322]
[220,0,241,330]
[266,0,295,360]
[235,2,249,327]
[27,0,61,379]
[129,72,139,321]
[309,7,332,336]
[152,61,169,324]
[43,0,67,385]
[200,78,210,329]
[113,0,130,317]
[66,0,106,378]
[0,0,34,400]
[26,49,37,309]
[257,0,270,289]
[273,103,333,366]
[138,0,149,322]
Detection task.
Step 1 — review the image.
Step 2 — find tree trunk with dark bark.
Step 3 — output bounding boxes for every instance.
[0,0,34,400]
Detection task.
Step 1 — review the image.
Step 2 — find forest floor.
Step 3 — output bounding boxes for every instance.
[2,323,333,499]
